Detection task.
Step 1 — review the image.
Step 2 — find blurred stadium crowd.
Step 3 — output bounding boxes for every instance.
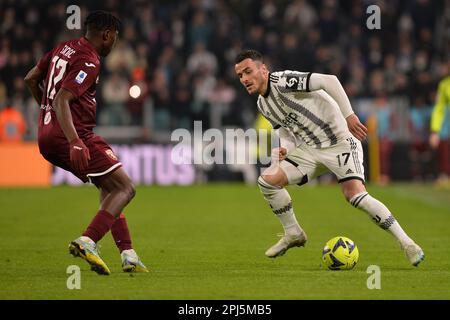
[0,0,449,181]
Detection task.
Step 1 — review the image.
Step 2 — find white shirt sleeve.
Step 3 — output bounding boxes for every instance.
[308,73,354,118]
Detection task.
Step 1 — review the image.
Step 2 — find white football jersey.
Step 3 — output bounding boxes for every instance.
[257,70,351,149]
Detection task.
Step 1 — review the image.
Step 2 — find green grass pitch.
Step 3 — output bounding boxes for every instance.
[0,183,449,299]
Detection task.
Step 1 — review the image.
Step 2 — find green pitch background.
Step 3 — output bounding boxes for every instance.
[0,183,449,299]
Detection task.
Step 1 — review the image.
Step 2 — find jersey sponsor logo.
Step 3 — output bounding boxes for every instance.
[105,149,118,161]
[286,76,299,89]
[75,70,87,84]
[85,62,96,68]
[281,112,300,127]
[44,111,52,125]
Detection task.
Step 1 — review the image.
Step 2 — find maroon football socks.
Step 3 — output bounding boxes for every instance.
[82,209,116,243]
[111,213,133,252]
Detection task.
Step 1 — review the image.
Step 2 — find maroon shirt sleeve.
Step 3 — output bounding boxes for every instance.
[36,50,53,72]
[60,55,100,98]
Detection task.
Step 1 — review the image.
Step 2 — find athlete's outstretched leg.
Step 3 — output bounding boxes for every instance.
[258,167,307,258]
[341,179,424,266]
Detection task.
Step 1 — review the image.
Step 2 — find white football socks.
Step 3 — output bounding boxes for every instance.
[257,176,302,236]
[350,192,413,246]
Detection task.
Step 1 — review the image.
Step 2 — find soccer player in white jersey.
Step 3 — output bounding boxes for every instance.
[234,49,424,266]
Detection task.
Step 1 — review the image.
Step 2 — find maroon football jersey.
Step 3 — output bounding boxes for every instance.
[37,37,100,149]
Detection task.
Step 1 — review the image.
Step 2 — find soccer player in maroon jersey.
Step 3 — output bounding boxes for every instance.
[24,11,148,275]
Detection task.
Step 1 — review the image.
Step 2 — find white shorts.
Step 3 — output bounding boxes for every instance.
[279,136,365,186]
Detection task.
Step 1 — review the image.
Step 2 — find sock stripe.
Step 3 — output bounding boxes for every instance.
[350,192,368,207]
[354,193,369,208]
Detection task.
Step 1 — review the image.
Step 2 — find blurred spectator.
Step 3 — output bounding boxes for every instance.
[0,105,27,142]
[100,73,131,126]
[105,40,137,73]
[128,67,150,127]
[373,94,396,185]
[149,67,172,130]
[207,79,236,128]
[430,68,450,185]
[172,69,193,129]
[409,100,434,181]
[284,0,317,33]
[189,10,212,49]
[187,42,218,75]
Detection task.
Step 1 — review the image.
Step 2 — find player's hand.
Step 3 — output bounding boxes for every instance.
[69,138,90,172]
[271,147,287,163]
[429,132,440,150]
[346,113,368,141]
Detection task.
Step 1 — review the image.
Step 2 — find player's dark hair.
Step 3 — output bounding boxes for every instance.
[84,11,121,33]
[235,49,264,64]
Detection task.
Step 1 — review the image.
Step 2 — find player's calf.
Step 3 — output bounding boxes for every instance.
[258,175,307,258]
[98,168,136,217]
[258,176,303,236]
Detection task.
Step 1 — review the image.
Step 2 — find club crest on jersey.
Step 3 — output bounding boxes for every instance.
[75,70,87,84]
[105,149,118,161]
[286,76,299,89]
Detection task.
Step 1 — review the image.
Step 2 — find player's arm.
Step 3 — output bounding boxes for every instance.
[53,88,91,171]
[53,88,79,142]
[24,66,45,105]
[429,81,447,149]
[272,127,299,162]
[309,73,368,141]
[24,50,53,106]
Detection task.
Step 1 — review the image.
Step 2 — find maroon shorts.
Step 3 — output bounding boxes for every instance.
[39,134,122,183]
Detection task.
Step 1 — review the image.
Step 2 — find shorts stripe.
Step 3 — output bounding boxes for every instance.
[284,158,299,167]
[338,176,365,184]
[347,137,362,175]
[86,162,122,181]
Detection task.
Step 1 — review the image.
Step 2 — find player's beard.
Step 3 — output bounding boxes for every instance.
[99,42,114,57]
[99,46,110,57]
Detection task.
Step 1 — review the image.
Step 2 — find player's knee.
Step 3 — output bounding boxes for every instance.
[343,189,356,202]
[345,189,364,203]
[341,180,366,202]
[122,182,136,203]
[257,176,278,197]
[127,183,136,202]
[343,188,366,202]
[260,169,288,187]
